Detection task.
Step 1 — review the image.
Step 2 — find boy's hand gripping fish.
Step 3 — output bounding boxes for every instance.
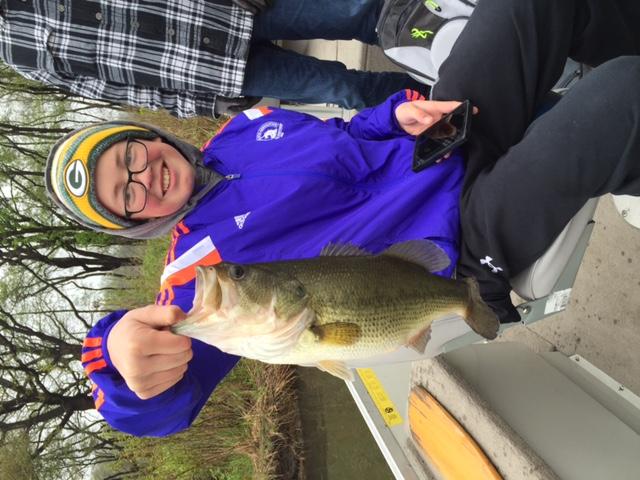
[172,241,499,381]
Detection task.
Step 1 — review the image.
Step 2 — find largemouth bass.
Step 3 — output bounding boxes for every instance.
[172,241,499,381]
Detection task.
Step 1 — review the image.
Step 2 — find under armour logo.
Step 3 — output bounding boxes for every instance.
[480,256,503,274]
[234,212,251,229]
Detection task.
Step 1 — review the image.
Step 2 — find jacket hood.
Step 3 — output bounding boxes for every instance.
[45,120,223,240]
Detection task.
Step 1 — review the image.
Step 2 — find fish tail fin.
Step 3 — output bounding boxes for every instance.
[462,277,500,340]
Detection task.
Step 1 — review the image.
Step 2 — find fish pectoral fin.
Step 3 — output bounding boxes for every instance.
[310,322,361,346]
[407,325,433,354]
[317,360,354,382]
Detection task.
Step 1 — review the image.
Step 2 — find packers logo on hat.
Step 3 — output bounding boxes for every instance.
[65,159,88,197]
[47,123,156,230]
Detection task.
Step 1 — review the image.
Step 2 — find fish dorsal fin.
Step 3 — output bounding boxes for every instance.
[316,361,355,382]
[310,322,361,345]
[320,243,372,257]
[382,240,450,273]
[320,240,450,272]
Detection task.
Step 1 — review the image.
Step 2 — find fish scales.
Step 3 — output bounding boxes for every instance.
[257,256,469,363]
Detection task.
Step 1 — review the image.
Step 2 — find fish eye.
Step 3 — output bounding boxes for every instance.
[295,286,306,298]
[228,265,245,280]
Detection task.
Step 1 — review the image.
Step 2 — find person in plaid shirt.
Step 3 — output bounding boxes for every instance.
[0,0,427,117]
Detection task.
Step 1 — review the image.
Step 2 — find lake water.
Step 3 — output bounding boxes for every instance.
[296,367,394,479]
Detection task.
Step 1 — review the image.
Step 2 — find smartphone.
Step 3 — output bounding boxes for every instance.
[412,100,472,173]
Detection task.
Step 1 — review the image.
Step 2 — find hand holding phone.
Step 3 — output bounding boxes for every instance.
[395,100,468,136]
[412,100,472,173]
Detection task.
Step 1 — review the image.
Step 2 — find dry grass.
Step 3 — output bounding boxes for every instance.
[113,361,304,479]
[123,109,228,147]
[237,363,305,480]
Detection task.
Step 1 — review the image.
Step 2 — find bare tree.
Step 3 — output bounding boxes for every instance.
[0,62,137,477]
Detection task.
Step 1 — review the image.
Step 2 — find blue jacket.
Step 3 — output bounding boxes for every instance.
[81,91,465,436]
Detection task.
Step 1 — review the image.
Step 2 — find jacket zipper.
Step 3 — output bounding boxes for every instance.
[223,170,408,191]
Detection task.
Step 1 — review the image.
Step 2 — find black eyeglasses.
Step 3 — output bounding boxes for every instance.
[123,138,149,218]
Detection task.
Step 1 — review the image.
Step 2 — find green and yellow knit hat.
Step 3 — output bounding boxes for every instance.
[45,123,157,230]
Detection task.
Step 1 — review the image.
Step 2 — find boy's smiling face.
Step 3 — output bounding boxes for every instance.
[94,137,195,220]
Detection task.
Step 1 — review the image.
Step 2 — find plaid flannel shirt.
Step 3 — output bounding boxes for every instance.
[0,0,253,118]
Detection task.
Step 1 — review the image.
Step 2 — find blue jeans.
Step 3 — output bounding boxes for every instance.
[241,0,428,109]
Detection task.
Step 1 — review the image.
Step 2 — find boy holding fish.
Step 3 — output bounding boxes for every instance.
[48,93,474,436]
[46,0,640,436]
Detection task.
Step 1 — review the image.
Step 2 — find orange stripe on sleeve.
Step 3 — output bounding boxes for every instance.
[81,349,103,363]
[200,139,212,152]
[405,88,412,101]
[176,221,190,235]
[158,249,222,306]
[169,231,178,264]
[158,225,188,305]
[163,237,173,266]
[95,388,105,410]
[166,285,175,305]
[156,289,167,306]
[165,223,189,265]
[161,249,222,290]
[258,106,272,115]
[84,359,107,375]
[158,221,206,306]
[83,337,102,348]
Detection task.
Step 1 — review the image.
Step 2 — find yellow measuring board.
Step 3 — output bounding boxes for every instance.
[357,368,403,427]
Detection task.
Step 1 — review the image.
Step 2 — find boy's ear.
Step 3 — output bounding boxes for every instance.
[152,137,162,143]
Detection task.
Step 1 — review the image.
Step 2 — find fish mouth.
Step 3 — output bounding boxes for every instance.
[213,278,222,311]
[197,265,222,312]
[172,266,223,338]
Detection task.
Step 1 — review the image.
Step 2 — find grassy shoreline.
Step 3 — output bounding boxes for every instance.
[109,360,304,480]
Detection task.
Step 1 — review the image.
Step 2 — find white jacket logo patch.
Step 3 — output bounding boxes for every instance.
[234,212,251,229]
[256,122,284,141]
[480,256,503,274]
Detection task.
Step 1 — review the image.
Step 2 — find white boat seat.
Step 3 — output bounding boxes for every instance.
[612,194,640,230]
[510,198,598,301]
